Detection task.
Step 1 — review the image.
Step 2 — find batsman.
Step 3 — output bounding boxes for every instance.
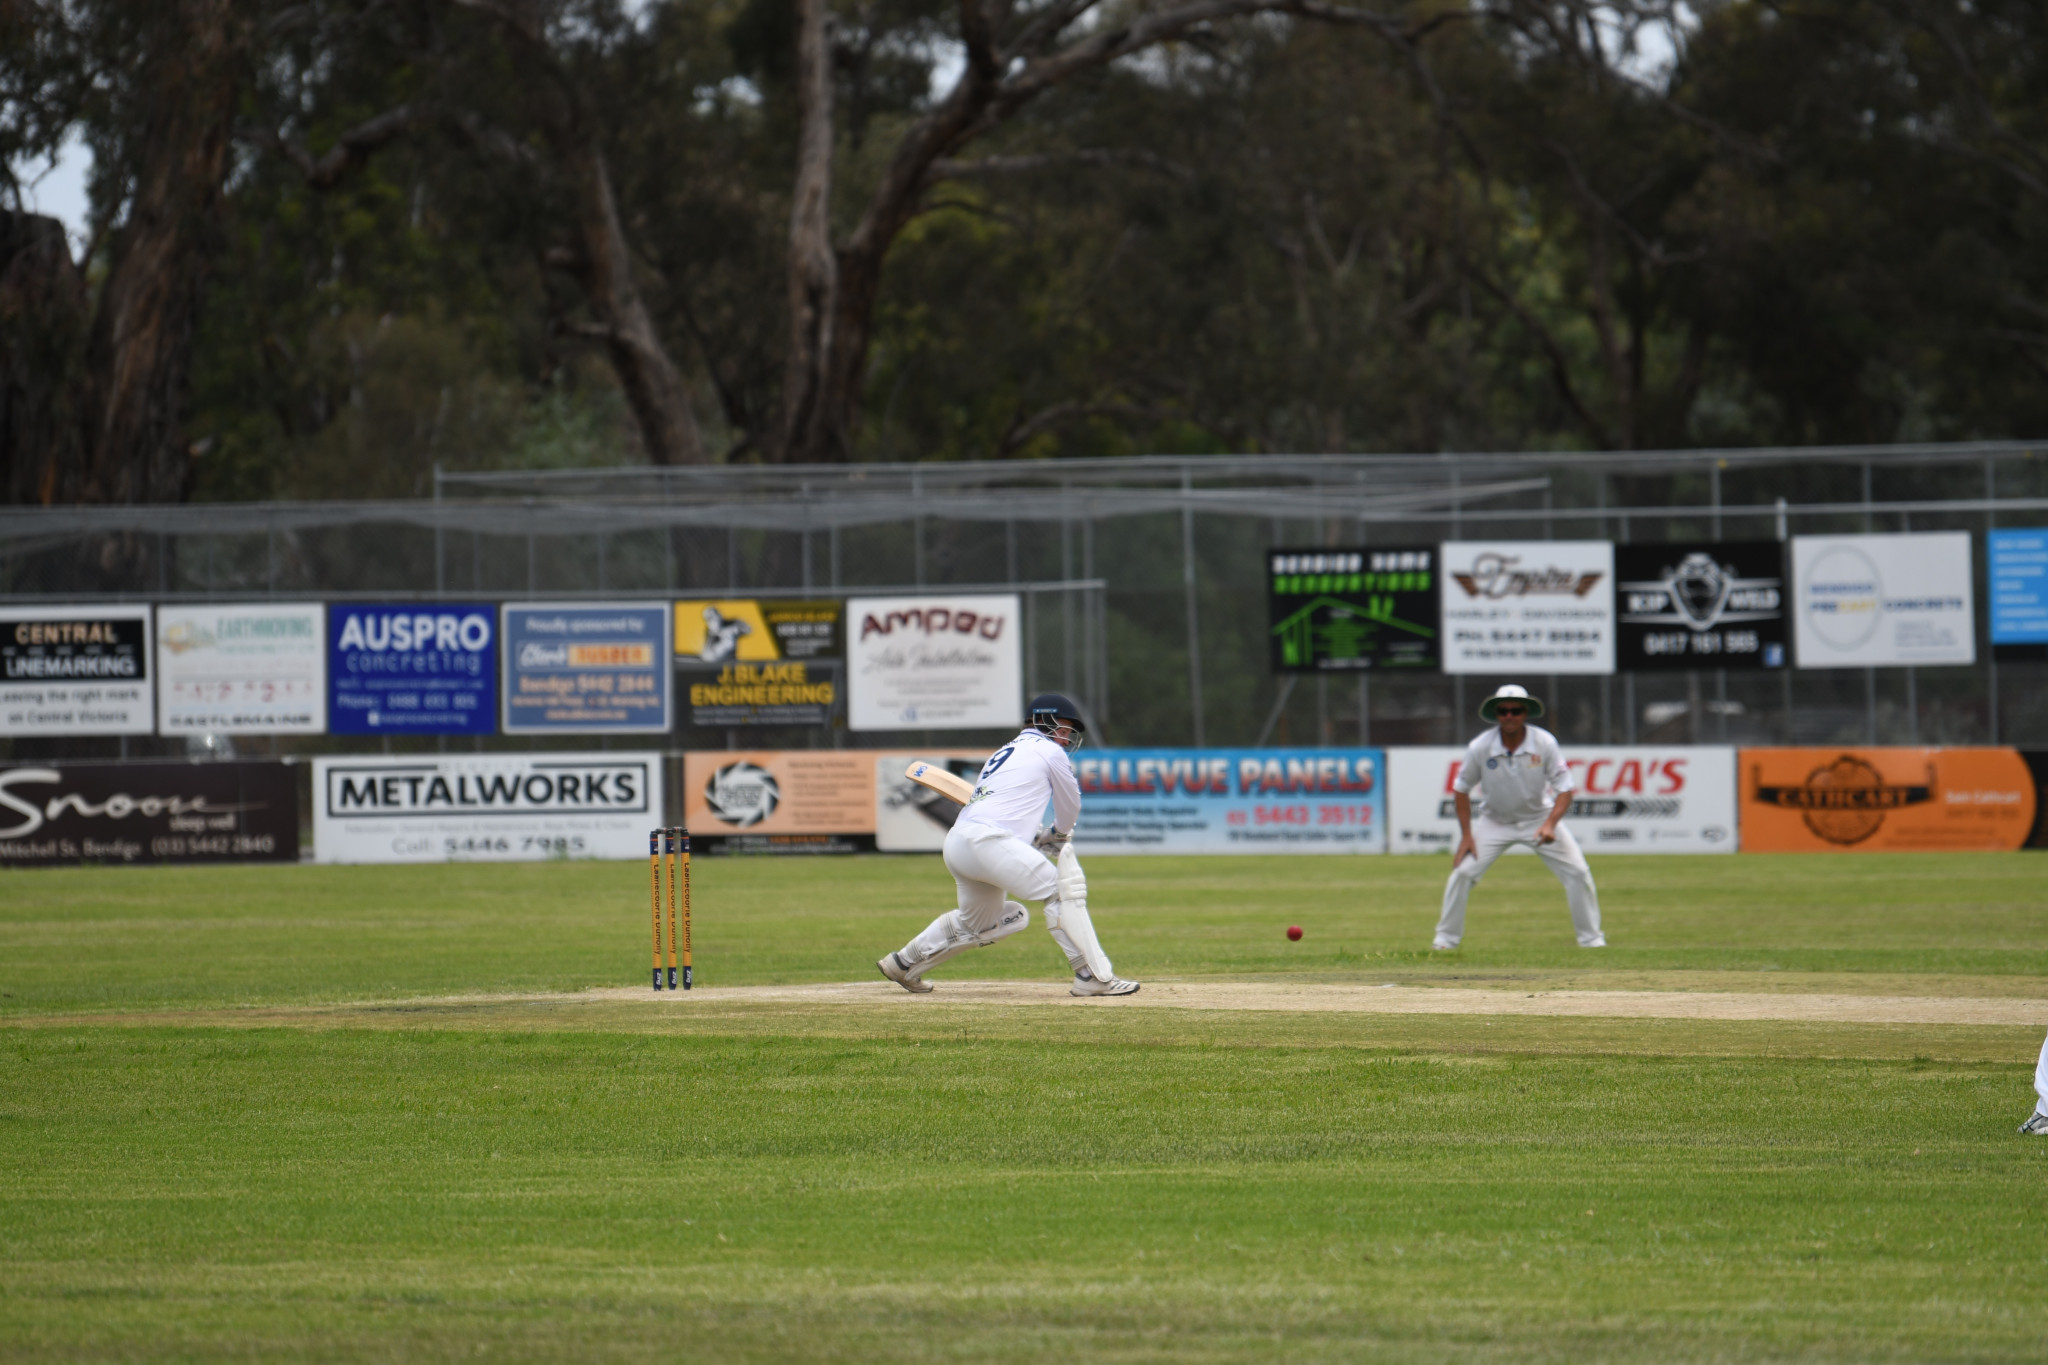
[879,692,1139,997]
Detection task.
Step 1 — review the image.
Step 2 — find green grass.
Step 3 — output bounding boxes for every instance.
[4,853,2048,1361]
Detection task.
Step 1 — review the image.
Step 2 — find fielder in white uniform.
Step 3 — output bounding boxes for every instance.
[2021,1037,2048,1134]
[878,692,1138,997]
[1434,683,1606,950]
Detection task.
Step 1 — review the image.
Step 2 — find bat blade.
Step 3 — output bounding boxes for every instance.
[904,760,976,806]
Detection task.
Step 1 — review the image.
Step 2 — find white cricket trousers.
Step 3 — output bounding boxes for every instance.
[1435,815,1605,948]
[896,823,1088,975]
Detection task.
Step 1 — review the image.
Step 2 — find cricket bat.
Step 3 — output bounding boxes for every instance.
[904,760,976,806]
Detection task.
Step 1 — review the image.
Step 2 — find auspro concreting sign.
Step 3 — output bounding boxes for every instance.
[503,603,672,734]
[1267,548,1439,673]
[1614,542,1787,670]
[329,604,496,736]
[157,603,326,734]
[313,753,660,863]
[0,604,154,736]
[0,760,299,865]
[1069,748,1386,855]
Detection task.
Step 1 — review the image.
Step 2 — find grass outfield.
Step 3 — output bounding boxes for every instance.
[4,852,2048,1361]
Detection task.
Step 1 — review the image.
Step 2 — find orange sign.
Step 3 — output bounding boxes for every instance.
[1738,747,2036,852]
[683,750,876,838]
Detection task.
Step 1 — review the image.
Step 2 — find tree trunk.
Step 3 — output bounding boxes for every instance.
[560,130,707,465]
[778,0,839,462]
[0,212,90,506]
[78,0,247,506]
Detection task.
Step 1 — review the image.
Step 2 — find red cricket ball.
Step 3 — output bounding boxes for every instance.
[1286,925,1303,941]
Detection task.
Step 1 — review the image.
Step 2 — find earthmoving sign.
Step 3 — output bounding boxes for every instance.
[1068,747,1387,855]
[1386,746,1738,854]
[313,752,660,863]
[157,603,327,733]
[0,604,153,735]
[1267,548,1440,672]
[674,599,841,727]
[1440,541,1615,674]
[1737,747,2033,852]
[845,595,1022,731]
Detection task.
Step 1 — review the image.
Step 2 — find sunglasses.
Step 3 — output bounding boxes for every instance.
[1494,706,1527,716]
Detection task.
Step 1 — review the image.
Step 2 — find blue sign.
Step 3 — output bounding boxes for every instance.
[1989,528,2048,645]
[329,604,496,736]
[1068,747,1386,855]
[502,603,672,735]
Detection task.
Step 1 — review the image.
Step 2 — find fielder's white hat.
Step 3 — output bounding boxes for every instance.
[1479,683,1545,721]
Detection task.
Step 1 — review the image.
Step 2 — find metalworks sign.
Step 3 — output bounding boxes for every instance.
[0,760,299,865]
[313,752,659,862]
[1267,548,1439,673]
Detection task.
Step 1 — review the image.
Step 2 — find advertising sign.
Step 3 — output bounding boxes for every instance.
[503,602,671,734]
[845,594,1023,731]
[1267,548,1439,672]
[0,760,298,866]
[1614,542,1787,670]
[1386,745,1738,854]
[1989,528,2048,659]
[1067,748,1386,855]
[682,750,877,853]
[329,603,496,736]
[1791,533,1975,668]
[313,752,659,863]
[875,750,996,852]
[674,598,841,727]
[0,604,153,736]
[157,603,326,734]
[1738,747,2034,852]
[1440,541,1615,674]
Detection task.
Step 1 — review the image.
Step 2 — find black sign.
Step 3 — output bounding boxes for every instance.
[0,761,300,866]
[1267,548,1440,673]
[676,599,843,727]
[1614,541,1787,670]
[0,613,149,684]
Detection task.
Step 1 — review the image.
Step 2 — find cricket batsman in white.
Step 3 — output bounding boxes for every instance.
[2021,1036,2048,1134]
[1433,684,1606,950]
[879,692,1139,996]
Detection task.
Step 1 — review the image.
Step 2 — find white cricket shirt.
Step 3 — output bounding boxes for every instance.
[1451,724,1575,826]
[953,729,1081,840]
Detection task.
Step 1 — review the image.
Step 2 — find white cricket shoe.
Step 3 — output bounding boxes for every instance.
[2020,1110,2048,1136]
[877,952,933,994]
[1070,969,1139,997]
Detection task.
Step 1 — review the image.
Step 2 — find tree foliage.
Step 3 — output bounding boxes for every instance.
[3,0,2047,503]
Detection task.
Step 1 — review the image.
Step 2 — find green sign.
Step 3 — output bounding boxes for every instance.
[1267,548,1440,673]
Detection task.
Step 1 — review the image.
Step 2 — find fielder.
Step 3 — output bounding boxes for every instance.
[878,692,1138,997]
[2022,1034,2048,1134]
[1434,684,1606,950]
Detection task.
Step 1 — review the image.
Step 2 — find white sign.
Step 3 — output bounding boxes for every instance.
[1440,541,1615,674]
[1791,532,1976,668]
[1387,745,1737,854]
[874,752,991,852]
[312,752,661,863]
[157,603,326,734]
[0,604,153,736]
[846,595,1023,731]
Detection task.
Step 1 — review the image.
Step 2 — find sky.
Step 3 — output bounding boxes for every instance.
[12,130,93,249]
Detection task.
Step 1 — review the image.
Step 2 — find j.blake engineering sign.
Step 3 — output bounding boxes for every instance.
[313,753,660,863]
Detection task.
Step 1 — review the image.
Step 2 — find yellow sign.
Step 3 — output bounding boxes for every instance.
[674,600,841,663]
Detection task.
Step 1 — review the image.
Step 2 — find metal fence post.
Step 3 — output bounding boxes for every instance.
[1181,471,1205,746]
[1986,457,1999,744]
